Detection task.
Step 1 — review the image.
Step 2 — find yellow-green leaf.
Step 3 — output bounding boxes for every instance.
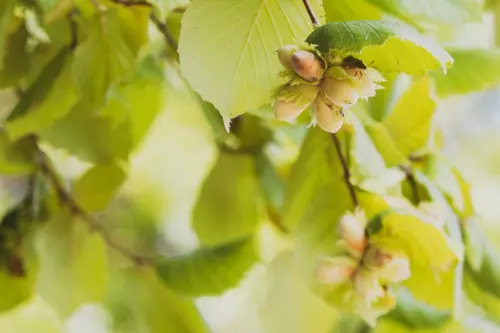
[179,0,324,120]
[192,151,260,246]
[433,49,500,97]
[35,211,108,318]
[72,162,127,212]
[370,211,459,268]
[384,77,436,156]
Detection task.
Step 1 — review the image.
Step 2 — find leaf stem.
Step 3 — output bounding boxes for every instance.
[331,134,358,207]
[301,0,319,26]
[33,139,151,266]
[398,164,421,203]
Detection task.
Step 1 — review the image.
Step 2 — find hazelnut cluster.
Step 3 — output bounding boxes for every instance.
[273,44,385,133]
[315,208,410,326]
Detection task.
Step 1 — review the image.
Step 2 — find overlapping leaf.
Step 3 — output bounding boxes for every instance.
[179,0,324,121]
[433,49,500,97]
[306,21,453,75]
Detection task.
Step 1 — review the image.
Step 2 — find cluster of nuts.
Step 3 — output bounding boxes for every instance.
[315,208,411,326]
[273,44,385,133]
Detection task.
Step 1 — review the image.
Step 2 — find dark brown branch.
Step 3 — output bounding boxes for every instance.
[35,143,150,266]
[398,164,421,203]
[331,134,358,207]
[302,0,319,26]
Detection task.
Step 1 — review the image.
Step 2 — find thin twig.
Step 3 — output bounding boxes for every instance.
[104,0,178,50]
[398,164,421,203]
[331,134,358,207]
[149,12,178,51]
[301,0,319,26]
[35,144,151,266]
[110,0,152,7]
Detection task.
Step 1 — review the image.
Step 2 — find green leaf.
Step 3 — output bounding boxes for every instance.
[0,131,36,175]
[99,55,166,148]
[433,49,500,97]
[156,237,257,297]
[40,100,132,164]
[35,211,108,318]
[462,219,500,300]
[0,23,30,88]
[179,0,324,120]
[0,251,37,314]
[260,251,338,333]
[72,162,127,212]
[323,0,382,22]
[383,77,436,156]
[255,151,286,230]
[364,121,407,167]
[72,7,150,107]
[282,127,347,230]
[349,112,405,194]
[370,210,459,268]
[386,288,451,329]
[192,151,260,246]
[306,21,453,75]
[363,0,482,26]
[0,0,16,60]
[6,48,69,128]
[6,54,79,140]
[105,268,210,333]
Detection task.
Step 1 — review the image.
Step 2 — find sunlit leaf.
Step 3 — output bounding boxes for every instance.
[156,237,257,296]
[370,210,459,268]
[0,0,16,59]
[364,121,407,167]
[260,251,338,333]
[35,211,108,318]
[384,77,436,156]
[105,268,210,333]
[72,7,149,107]
[192,151,260,246]
[179,0,324,120]
[433,49,500,97]
[72,162,127,212]
[306,20,453,75]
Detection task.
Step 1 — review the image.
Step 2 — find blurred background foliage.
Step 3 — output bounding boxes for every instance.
[2,0,500,332]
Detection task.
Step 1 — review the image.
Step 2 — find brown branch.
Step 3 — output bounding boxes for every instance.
[302,0,319,26]
[398,164,421,203]
[110,0,152,7]
[35,144,151,266]
[331,134,358,207]
[149,12,178,51]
